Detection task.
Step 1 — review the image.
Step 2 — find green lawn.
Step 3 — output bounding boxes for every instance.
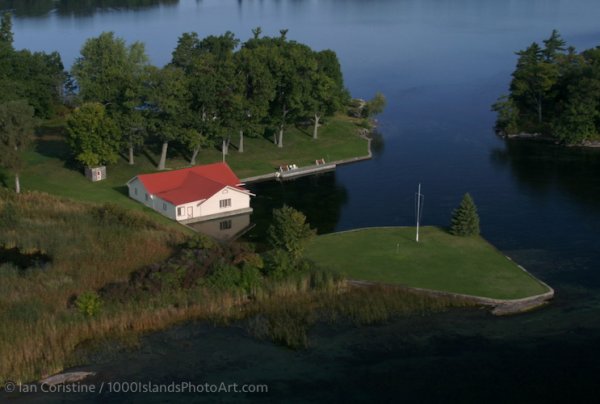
[305,227,550,300]
[0,115,367,212]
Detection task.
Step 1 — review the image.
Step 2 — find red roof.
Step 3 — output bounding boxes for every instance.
[134,162,248,205]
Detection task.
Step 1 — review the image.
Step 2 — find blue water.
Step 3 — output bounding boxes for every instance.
[4,0,600,401]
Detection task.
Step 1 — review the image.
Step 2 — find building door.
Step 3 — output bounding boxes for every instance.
[187,206,193,218]
[96,169,101,181]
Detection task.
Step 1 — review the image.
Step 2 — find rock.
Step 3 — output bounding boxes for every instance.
[39,371,96,386]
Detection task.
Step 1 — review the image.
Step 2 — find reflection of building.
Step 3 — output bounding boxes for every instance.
[126,163,254,222]
[186,213,255,241]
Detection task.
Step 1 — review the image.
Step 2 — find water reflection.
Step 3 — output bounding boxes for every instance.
[0,0,178,18]
[245,172,349,242]
[490,139,600,215]
[185,213,254,241]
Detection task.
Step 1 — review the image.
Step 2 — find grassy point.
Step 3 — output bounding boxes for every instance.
[305,226,550,300]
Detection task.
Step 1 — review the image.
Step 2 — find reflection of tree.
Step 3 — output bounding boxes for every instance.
[490,139,600,211]
[0,0,179,18]
[369,131,385,157]
[245,172,349,243]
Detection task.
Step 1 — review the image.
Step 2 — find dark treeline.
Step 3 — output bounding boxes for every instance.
[68,28,351,169]
[0,13,65,117]
[0,0,178,18]
[0,12,65,192]
[493,30,600,145]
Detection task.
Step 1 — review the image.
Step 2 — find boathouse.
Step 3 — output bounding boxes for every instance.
[126,162,253,223]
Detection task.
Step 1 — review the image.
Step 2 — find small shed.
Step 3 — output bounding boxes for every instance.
[85,166,107,182]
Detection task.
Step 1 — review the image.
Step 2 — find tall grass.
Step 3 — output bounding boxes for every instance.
[244,281,473,349]
[0,190,184,383]
[0,190,476,383]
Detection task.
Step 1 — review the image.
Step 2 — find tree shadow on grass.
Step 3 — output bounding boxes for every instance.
[295,122,313,138]
[0,170,7,188]
[141,147,158,167]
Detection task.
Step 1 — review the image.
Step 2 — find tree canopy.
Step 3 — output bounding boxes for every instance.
[66,102,121,167]
[493,30,600,145]
[0,12,66,118]
[63,29,353,169]
[267,205,316,261]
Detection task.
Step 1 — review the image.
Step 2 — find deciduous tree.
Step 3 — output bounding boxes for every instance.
[0,100,36,193]
[144,66,191,170]
[267,205,316,260]
[66,102,121,168]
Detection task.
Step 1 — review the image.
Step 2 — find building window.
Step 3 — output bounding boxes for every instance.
[163,203,167,211]
[219,220,232,230]
[177,207,183,216]
[145,193,149,202]
[219,199,231,208]
[134,188,138,195]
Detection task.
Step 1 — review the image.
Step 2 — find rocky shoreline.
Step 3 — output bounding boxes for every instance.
[499,132,600,148]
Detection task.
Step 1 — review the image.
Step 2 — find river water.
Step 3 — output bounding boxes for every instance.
[5,0,600,402]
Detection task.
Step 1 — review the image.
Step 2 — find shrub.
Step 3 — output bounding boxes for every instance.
[75,291,102,317]
[262,249,296,280]
[267,205,316,261]
[184,234,217,251]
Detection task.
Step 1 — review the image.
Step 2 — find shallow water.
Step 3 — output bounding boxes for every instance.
[4,0,600,401]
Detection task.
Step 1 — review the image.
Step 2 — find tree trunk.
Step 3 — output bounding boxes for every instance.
[239,130,244,153]
[157,141,168,170]
[313,114,320,140]
[222,138,230,155]
[537,102,542,124]
[190,146,200,166]
[15,173,20,194]
[128,144,135,165]
[278,125,284,148]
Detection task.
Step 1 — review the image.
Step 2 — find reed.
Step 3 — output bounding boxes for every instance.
[0,190,476,384]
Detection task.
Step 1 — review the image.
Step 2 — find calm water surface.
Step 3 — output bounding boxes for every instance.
[4,0,600,401]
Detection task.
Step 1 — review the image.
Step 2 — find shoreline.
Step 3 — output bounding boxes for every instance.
[307,226,554,315]
[349,279,554,316]
[241,133,373,184]
[499,132,600,148]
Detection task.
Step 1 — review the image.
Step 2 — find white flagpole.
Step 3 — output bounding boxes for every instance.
[416,183,422,242]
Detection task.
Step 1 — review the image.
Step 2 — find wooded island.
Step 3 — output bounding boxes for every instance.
[493,30,600,145]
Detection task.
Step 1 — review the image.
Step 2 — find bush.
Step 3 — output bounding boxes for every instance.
[184,234,217,251]
[267,205,316,261]
[75,291,102,317]
[262,249,296,280]
[206,262,263,293]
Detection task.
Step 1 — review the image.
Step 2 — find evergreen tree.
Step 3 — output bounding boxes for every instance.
[0,12,13,47]
[450,193,480,237]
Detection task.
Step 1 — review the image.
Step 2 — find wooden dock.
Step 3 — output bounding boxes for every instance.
[276,163,336,180]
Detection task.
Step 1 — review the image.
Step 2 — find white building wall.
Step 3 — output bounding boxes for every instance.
[128,179,250,222]
[174,200,205,221]
[199,187,251,217]
[152,196,177,220]
[127,178,153,208]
